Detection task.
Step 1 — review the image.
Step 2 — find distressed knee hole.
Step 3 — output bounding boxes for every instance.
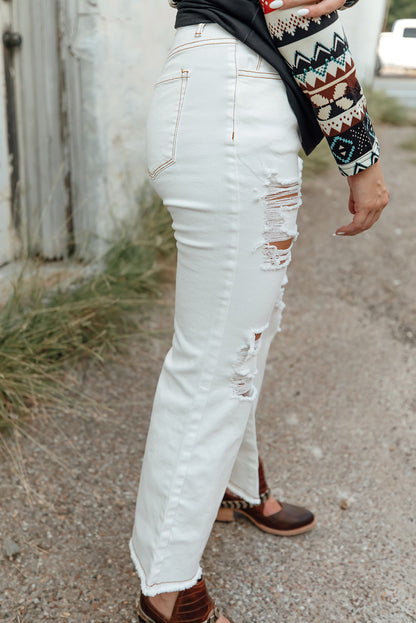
[271,285,287,334]
[270,238,293,251]
[269,238,294,266]
[235,379,256,400]
[231,327,267,401]
[259,179,301,271]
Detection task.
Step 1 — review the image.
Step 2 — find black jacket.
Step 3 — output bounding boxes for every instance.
[174,0,323,155]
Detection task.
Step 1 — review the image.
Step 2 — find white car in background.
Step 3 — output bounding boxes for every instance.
[377,19,416,74]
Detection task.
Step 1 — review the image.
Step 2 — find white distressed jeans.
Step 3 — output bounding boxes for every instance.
[130,23,302,596]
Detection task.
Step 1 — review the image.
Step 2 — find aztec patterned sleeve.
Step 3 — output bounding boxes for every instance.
[259,1,380,176]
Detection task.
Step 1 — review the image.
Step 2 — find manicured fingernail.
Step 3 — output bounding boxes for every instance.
[297,8,310,16]
[270,0,284,8]
[334,232,346,236]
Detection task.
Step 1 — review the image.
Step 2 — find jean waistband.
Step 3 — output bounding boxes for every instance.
[170,23,280,76]
[173,22,236,44]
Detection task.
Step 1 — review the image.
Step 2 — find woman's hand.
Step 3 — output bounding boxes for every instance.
[268,0,347,18]
[335,161,390,236]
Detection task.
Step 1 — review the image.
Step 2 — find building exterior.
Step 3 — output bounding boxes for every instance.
[340,0,389,84]
[0,0,175,262]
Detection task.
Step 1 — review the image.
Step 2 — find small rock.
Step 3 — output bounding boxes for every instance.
[286,413,299,425]
[340,499,349,510]
[3,536,20,558]
[311,446,323,459]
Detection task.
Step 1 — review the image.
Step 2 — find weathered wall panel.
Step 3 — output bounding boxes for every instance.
[0,2,13,264]
[12,0,70,258]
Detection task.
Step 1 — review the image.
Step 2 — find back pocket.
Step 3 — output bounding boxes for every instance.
[146,69,190,180]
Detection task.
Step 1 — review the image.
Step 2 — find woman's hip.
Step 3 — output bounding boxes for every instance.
[146,22,301,195]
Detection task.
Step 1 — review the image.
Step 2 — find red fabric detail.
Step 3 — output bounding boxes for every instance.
[259,0,277,15]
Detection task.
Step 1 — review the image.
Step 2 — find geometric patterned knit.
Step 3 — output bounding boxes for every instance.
[259,1,380,176]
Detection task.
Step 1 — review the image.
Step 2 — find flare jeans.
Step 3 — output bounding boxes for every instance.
[130,22,303,596]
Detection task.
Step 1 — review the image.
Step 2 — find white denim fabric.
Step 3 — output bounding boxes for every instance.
[130,23,303,596]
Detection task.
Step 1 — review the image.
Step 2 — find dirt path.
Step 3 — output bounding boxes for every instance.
[1,125,415,623]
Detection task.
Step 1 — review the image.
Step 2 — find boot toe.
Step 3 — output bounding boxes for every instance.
[276,501,315,530]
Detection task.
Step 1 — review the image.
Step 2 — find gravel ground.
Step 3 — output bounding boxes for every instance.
[1,125,415,622]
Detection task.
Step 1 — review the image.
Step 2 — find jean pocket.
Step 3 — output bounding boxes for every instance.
[146,69,190,180]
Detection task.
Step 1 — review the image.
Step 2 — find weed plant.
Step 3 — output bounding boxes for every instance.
[0,190,175,433]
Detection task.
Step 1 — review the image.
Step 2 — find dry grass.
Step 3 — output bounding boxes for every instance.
[400,133,416,152]
[365,88,415,127]
[0,189,175,433]
[301,140,336,178]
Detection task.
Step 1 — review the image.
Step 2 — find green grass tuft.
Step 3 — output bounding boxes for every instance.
[301,140,336,178]
[400,133,416,152]
[0,189,176,433]
[365,89,415,127]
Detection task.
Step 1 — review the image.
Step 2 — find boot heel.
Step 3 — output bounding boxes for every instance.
[216,507,234,522]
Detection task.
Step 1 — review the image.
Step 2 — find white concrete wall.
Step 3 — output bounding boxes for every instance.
[340,0,389,85]
[62,0,175,258]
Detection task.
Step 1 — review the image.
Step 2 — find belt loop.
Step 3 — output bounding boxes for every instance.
[194,23,206,37]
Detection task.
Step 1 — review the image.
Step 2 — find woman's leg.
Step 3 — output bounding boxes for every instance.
[130,24,302,598]
[227,240,297,498]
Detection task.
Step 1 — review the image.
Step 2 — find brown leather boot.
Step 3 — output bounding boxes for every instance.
[137,577,232,623]
[216,458,316,536]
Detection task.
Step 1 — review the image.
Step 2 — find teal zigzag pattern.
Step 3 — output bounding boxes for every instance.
[291,32,350,85]
[262,5,380,176]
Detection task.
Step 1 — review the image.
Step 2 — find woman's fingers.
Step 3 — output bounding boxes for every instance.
[336,209,371,236]
[348,195,356,215]
[300,1,346,18]
[361,208,380,232]
[335,162,389,236]
[269,0,346,18]
[336,203,385,236]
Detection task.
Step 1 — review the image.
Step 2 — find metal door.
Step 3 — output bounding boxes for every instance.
[0,0,13,264]
[2,0,73,259]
